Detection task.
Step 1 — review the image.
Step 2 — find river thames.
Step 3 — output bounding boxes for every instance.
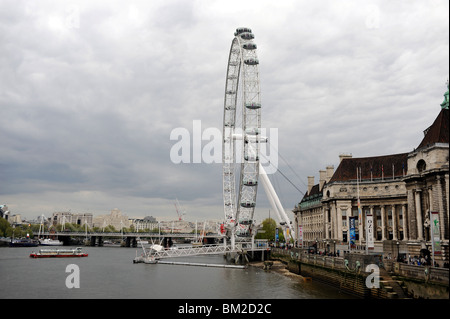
[0,246,356,299]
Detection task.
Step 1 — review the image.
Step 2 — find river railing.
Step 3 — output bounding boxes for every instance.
[271,247,449,284]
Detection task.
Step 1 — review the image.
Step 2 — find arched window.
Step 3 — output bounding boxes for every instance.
[417,159,426,173]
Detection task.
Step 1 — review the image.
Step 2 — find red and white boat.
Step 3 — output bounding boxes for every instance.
[30,247,88,258]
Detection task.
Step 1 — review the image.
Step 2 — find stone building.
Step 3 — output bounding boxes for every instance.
[293,84,449,265]
[131,216,159,231]
[293,166,334,250]
[52,211,93,228]
[92,208,130,230]
[0,205,9,220]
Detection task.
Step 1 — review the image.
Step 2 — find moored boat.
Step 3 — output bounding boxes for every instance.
[29,247,88,258]
[133,254,157,264]
[39,238,63,246]
[10,238,39,247]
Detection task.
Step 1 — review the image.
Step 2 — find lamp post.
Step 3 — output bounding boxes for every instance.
[396,241,400,262]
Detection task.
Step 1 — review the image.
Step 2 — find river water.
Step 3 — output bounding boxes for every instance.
[0,246,355,299]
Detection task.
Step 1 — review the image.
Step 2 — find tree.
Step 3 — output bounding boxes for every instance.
[0,218,11,237]
[0,220,30,238]
[104,225,117,233]
[255,218,284,242]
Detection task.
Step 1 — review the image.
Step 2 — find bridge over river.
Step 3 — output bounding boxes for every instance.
[36,231,224,247]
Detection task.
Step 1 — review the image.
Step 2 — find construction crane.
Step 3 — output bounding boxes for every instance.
[174,198,186,221]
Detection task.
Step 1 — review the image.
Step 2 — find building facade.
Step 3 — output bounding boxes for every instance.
[294,84,449,265]
[0,205,9,220]
[92,208,130,230]
[131,216,159,232]
[52,211,93,228]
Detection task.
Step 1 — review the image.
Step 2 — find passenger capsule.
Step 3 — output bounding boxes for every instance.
[239,218,253,225]
[244,58,259,65]
[245,102,261,109]
[245,128,260,135]
[244,154,259,161]
[243,179,258,186]
[236,229,250,237]
[240,201,255,208]
[240,32,254,40]
[243,43,257,50]
[235,27,252,36]
[245,136,267,144]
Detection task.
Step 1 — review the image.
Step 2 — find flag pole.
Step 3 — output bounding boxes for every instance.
[357,167,362,246]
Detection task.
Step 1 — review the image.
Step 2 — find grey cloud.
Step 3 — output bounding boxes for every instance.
[0,0,448,221]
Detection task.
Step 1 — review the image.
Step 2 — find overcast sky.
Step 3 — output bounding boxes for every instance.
[1,0,448,223]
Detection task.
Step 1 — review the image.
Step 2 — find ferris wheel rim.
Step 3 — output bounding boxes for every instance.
[222,27,261,239]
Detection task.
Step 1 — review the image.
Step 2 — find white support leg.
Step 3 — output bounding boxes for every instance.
[259,163,296,241]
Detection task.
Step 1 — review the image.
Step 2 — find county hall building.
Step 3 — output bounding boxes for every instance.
[293,83,449,266]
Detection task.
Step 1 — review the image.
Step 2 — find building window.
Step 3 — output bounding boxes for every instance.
[377,219,382,227]
[341,209,347,227]
[375,208,381,227]
[417,159,426,173]
[388,208,393,227]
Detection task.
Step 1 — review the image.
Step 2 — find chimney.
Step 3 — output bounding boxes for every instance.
[326,165,334,182]
[339,153,352,163]
[307,176,314,195]
[319,170,326,190]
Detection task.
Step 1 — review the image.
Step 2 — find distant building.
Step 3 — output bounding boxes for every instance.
[0,205,9,220]
[92,208,130,230]
[52,212,93,228]
[131,216,159,231]
[8,214,22,225]
[293,83,449,265]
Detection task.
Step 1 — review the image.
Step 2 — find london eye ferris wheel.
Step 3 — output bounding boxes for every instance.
[222,27,264,244]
